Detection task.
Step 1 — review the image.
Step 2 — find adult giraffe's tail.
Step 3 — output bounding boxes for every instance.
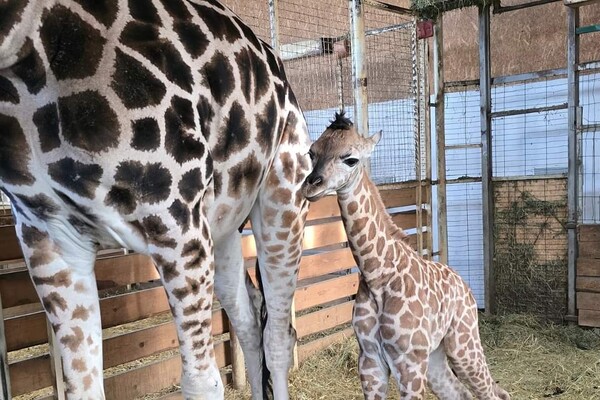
[246,260,273,399]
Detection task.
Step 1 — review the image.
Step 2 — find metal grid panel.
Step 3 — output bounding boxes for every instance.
[441,85,484,305]
[580,68,600,223]
[363,7,416,184]
[220,0,271,41]
[277,0,353,139]
[491,77,568,178]
[494,178,568,321]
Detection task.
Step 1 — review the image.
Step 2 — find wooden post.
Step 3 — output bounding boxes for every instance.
[479,4,495,315]
[228,322,246,390]
[433,16,448,265]
[47,320,67,400]
[0,295,11,400]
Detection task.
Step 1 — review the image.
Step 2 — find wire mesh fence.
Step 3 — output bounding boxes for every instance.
[580,66,600,224]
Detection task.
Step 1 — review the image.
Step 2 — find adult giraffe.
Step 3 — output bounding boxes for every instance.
[0,0,310,399]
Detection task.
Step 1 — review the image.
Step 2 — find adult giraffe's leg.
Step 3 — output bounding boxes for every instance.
[149,205,223,400]
[214,231,265,399]
[249,135,310,399]
[427,345,473,399]
[15,218,104,399]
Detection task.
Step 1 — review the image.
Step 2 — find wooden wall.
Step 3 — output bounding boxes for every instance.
[576,225,600,327]
[0,185,428,399]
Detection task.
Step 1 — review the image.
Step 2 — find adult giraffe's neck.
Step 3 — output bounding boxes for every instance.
[337,168,409,285]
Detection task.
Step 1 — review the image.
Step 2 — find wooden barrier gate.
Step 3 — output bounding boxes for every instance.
[0,184,428,399]
[576,224,600,327]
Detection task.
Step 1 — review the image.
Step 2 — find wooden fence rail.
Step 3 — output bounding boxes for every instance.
[0,186,428,399]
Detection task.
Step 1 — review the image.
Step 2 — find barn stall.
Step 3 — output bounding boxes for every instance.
[0,0,599,398]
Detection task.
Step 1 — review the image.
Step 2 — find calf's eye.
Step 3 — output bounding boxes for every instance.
[344,158,359,167]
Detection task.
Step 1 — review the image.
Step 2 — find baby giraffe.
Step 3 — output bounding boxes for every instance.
[301,112,510,400]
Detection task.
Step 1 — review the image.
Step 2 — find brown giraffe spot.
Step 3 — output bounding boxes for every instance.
[178,168,203,203]
[367,222,376,241]
[140,215,177,248]
[275,231,288,241]
[33,270,72,287]
[174,19,210,58]
[71,357,87,372]
[227,153,263,199]
[0,76,19,104]
[256,95,278,156]
[281,210,297,228]
[82,374,93,390]
[279,152,295,184]
[380,324,396,341]
[33,103,60,152]
[181,320,200,331]
[350,216,368,237]
[74,281,87,293]
[121,20,193,91]
[213,101,250,162]
[60,326,85,352]
[200,50,236,108]
[152,254,180,283]
[267,244,285,253]
[168,199,190,234]
[72,305,90,321]
[58,91,120,153]
[360,243,374,257]
[131,117,161,152]
[11,38,46,94]
[355,316,377,337]
[112,47,169,109]
[0,114,35,185]
[181,239,207,270]
[347,201,359,215]
[271,188,292,204]
[42,292,68,315]
[236,46,270,103]
[189,3,241,43]
[356,234,367,247]
[376,236,385,255]
[182,298,207,316]
[165,97,206,165]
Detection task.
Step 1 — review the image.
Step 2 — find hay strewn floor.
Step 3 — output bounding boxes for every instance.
[225,314,600,400]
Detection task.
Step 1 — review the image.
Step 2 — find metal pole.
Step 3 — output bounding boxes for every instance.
[479,4,495,315]
[566,6,580,322]
[424,39,434,260]
[413,19,424,255]
[268,0,280,55]
[349,0,369,139]
[433,16,448,265]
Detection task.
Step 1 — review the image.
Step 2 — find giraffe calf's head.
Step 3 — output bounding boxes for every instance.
[301,112,381,201]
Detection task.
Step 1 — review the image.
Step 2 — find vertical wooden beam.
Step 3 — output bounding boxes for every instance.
[228,323,246,390]
[424,39,434,261]
[350,0,369,141]
[479,4,495,315]
[47,320,67,400]
[0,295,11,400]
[433,16,448,265]
[567,6,580,321]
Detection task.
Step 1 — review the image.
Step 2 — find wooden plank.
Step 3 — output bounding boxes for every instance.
[577,258,600,277]
[298,248,356,281]
[297,327,354,363]
[578,225,600,242]
[104,341,230,400]
[578,309,600,327]
[0,226,21,262]
[9,354,52,397]
[0,254,158,309]
[576,292,600,310]
[576,276,600,293]
[296,301,354,339]
[295,273,359,312]
[94,254,158,289]
[579,241,600,258]
[306,195,340,221]
[242,220,348,258]
[104,355,181,400]
[379,188,418,209]
[391,211,418,230]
